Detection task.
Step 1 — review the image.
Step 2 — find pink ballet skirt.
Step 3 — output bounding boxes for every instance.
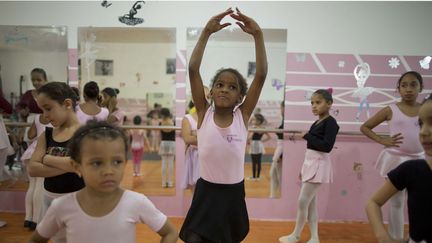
[375,148,424,177]
[181,145,200,189]
[301,149,333,183]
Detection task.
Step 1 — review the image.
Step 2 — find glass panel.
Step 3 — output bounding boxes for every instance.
[0,25,68,191]
[78,27,176,196]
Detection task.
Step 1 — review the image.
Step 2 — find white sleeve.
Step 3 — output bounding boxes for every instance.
[137,195,167,232]
[36,198,65,239]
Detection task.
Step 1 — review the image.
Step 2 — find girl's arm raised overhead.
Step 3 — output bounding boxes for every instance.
[360,106,403,147]
[231,8,268,124]
[189,8,233,119]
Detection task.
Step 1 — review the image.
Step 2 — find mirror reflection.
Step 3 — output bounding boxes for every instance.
[0,25,68,191]
[78,27,177,196]
[185,28,287,198]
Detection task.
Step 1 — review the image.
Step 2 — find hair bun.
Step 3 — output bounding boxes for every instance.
[327,88,333,94]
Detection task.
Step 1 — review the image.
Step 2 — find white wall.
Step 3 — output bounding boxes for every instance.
[81,42,176,98]
[0,50,68,99]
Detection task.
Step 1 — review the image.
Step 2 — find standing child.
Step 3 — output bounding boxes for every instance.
[76,81,109,124]
[179,8,267,243]
[28,82,84,243]
[360,71,424,241]
[21,114,52,230]
[270,101,284,198]
[181,87,210,191]
[279,89,339,243]
[366,94,432,243]
[28,121,178,243]
[101,87,125,126]
[130,115,150,176]
[248,113,270,181]
[159,108,175,188]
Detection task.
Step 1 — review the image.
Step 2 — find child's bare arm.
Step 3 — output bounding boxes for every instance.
[360,106,402,147]
[27,121,37,140]
[365,181,402,243]
[232,8,268,124]
[28,133,66,177]
[189,8,233,121]
[157,220,178,243]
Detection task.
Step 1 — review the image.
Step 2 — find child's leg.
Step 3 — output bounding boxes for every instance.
[256,153,262,178]
[388,189,405,240]
[167,155,174,186]
[161,155,167,186]
[0,148,8,181]
[33,177,44,223]
[251,154,259,178]
[307,195,319,241]
[24,171,36,223]
[269,158,282,198]
[286,182,321,241]
[136,148,144,175]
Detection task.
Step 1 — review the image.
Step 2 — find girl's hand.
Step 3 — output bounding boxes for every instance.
[230,8,262,37]
[379,133,403,147]
[204,8,233,34]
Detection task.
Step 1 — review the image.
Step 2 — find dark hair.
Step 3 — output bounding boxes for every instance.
[69,120,129,163]
[84,81,100,100]
[188,100,194,110]
[397,71,423,91]
[313,89,333,104]
[37,82,77,110]
[254,113,265,125]
[31,68,47,81]
[133,115,142,125]
[160,108,172,118]
[71,87,80,102]
[210,68,248,97]
[102,87,119,98]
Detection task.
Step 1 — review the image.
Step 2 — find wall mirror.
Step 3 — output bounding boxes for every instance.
[78,27,177,196]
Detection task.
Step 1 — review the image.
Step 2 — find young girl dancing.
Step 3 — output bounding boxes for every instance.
[361,71,424,241]
[179,7,267,243]
[366,94,432,243]
[279,89,339,243]
[28,121,177,243]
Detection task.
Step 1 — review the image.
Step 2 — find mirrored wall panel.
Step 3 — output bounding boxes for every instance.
[185,28,287,198]
[78,27,177,196]
[0,25,68,115]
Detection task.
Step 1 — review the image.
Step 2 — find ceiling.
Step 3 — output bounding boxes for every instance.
[0,25,67,52]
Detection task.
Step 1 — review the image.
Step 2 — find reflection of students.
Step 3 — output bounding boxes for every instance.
[270,101,284,198]
[159,108,175,188]
[247,113,270,181]
[130,116,150,177]
[279,89,339,243]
